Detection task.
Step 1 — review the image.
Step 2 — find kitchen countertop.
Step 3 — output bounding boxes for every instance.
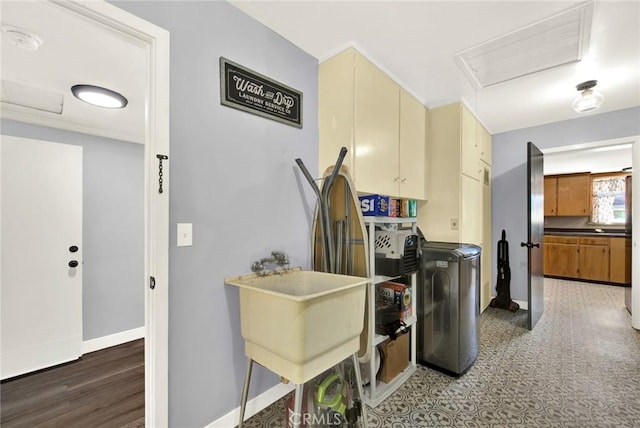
[544,228,630,238]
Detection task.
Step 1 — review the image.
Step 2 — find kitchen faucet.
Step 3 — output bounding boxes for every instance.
[251,251,290,275]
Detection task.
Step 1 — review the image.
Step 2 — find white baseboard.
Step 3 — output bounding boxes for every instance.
[206,381,295,428]
[81,326,145,354]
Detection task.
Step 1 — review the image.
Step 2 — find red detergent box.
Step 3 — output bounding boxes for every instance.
[378,282,412,321]
[389,198,399,217]
[359,194,390,216]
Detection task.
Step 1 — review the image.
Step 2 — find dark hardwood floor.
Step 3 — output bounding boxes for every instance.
[1,339,144,428]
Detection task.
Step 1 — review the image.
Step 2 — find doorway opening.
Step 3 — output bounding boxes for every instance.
[0,1,169,425]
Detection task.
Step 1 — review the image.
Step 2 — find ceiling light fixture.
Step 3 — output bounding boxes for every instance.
[572,80,603,113]
[71,84,128,109]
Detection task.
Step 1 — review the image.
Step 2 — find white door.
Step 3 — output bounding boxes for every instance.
[1,135,83,379]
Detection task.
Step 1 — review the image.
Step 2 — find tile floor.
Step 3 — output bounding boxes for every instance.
[241,278,640,427]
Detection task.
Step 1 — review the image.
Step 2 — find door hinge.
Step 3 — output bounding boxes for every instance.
[150,276,156,290]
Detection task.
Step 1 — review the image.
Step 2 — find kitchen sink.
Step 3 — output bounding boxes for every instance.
[225,267,368,383]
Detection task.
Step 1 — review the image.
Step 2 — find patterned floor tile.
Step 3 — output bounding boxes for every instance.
[241,279,640,427]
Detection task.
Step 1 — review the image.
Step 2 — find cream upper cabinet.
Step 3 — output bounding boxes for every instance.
[354,53,400,196]
[481,164,492,311]
[399,88,426,199]
[319,48,427,199]
[478,122,492,166]
[460,174,482,245]
[461,104,482,180]
[318,49,356,176]
[418,101,491,309]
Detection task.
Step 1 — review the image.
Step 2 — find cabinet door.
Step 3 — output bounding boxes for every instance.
[544,177,558,216]
[543,243,553,275]
[557,174,590,216]
[478,122,492,166]
[610,238,631,284]
[579,244,610,281]
[544,243,579,277]
[319,49,356,175]
[399,89,426,199]
[354,54,399,196]
[460,104,481,181]
[460,174,482,245]
[480,165,492,311]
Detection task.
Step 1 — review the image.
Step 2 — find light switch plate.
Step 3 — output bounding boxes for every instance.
[177,223,192,247]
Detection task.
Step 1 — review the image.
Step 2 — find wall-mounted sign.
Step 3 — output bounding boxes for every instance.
[220,57,303,128]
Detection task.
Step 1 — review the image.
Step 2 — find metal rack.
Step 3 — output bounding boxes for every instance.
[363,216,418,407]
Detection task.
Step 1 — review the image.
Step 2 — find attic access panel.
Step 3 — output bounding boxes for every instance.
[455,2,594,88]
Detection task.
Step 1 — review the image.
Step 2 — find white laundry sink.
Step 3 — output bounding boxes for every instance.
[225,267,368,384]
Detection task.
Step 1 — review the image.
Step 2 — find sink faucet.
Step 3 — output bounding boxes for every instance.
[251,251,290,275]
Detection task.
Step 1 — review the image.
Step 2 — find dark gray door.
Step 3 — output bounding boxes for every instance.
[523,142,544,330]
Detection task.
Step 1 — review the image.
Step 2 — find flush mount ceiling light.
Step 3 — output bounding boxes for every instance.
[572,80,603,113]
[71,84,128,109]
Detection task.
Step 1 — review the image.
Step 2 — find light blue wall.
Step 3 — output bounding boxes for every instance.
[492,107,640,302]
[112,1,319,426]
[1,119,144,340]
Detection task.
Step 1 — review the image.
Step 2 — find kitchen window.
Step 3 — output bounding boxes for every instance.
[591,175,627,224]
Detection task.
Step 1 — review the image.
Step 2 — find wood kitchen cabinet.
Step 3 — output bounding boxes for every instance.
[544,236,579,277]
[556,173,591,216]
[544,177,558,216]
[610,237,631,284]
[578,237,610,282]
[544,234,629,283]
[544,173,591,217]
[319,48,426,199]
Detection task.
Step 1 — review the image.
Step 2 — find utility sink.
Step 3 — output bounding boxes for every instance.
[225,267,368,384]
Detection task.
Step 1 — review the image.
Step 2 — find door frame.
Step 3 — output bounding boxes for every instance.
[47,2,170,426]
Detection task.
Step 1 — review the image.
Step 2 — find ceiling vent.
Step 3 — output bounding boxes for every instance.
[455,1,594,88]
[1,80,63,114]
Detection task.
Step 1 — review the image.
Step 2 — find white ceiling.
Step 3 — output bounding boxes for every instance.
[0,1,146,144]
[230,0,640,134]
[544,141,633,175]
[0,1,638,151]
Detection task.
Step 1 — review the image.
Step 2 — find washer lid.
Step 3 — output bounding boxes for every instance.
[422,241,481,258]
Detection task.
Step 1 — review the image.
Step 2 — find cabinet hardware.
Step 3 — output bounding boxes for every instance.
[150,276,156,290]
[520,242,540,249]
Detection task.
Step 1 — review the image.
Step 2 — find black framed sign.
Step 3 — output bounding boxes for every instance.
[220,57,303,128]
